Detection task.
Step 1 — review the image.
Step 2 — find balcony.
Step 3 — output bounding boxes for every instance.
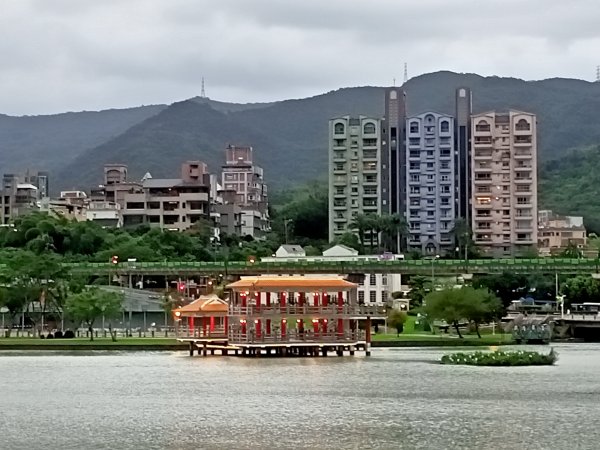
[333,216,347,223]
[514,137,532,147]
[473,152,493,160]
[333,178,346,186]
[514,151,532,160]
[514,176,532,183]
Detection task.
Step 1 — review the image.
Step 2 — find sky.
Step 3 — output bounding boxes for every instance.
[1,0,599,116]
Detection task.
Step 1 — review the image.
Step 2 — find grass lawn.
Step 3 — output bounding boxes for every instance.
[371,333,512,343]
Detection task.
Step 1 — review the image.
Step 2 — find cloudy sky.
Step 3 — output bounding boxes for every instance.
[1,0,599,116]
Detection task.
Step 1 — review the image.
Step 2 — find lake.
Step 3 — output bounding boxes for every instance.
[1,344,599,449]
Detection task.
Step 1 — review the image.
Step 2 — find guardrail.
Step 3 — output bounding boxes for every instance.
[228,330,366,344]
[1,258,598,275]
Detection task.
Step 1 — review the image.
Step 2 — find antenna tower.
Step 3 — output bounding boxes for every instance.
[403,63,408,84]
[200,77,206,97]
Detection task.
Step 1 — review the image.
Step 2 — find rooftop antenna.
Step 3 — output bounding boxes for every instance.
[393,77,396,86]
[200,77,206,98]
[597,66,600,82]
[403,62,408,84]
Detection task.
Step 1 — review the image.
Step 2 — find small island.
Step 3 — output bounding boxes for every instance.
[441,348,557,366]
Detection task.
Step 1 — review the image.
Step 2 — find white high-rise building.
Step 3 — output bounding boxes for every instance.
[405,112,456,254]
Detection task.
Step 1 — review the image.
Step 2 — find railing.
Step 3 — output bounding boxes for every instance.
[228,305,385,317]
[228,330,366,345]
[3,258,596,277]
[176,325,227,339]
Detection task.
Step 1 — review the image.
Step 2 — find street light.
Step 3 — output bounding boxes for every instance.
[428,255,440,291]
[284,219,293,245]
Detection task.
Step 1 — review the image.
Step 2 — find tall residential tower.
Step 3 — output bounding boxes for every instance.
[406,112,456,254]
[470,110,538,257]
[328,116,383,242]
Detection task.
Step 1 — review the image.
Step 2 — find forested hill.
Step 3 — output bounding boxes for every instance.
[2,71,600,192]
[539,145,600,233]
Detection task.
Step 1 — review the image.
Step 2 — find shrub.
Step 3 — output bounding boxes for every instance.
[441,348,557,366]
[54,330,64,339]
[63,330,75,339]
[46,333,54,339]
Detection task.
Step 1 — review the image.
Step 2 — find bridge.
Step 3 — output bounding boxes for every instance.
[52,257,600,277]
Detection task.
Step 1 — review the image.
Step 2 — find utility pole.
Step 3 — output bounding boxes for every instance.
[284,219,292,244]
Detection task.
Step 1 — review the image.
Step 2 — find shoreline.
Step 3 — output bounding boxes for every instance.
[0,336,518,351]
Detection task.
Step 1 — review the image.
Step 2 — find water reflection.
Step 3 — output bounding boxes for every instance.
[1,344,599,449]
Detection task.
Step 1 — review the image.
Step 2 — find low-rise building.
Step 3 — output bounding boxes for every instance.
[121,164,211,232]
[261,244,404,306]
[538,210,587,256]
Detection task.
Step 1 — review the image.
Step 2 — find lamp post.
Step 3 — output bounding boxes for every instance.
[284,219,293,245]
[429,254,440,291]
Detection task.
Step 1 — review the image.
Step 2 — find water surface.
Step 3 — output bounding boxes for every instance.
[1,344,599,449]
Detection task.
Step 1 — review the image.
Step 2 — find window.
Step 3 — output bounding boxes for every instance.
[334,123,345,134]
[427,211,435,217]
[515,119,530,131]
[440,121,450,133]
[363,123,376,134]
[382,275,388,285]
[441,175,449,182]
[475,120,491,132]
[369,291,377,303]
[369,274,376,285]
[409,122,419,133]
[358,291,365,302]
[441,161,449,169]
[427,163,434,169]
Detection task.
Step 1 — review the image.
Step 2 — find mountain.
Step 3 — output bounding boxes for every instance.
[3,71,600,193]
[0,105,166,176]
[539,144,600,233]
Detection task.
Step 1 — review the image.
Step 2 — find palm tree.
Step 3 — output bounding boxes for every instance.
[349,214,369,254]
[380,214,409,253]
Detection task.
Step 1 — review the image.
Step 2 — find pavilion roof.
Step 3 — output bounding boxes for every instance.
[226,276,357,291]
[172,294,228,316]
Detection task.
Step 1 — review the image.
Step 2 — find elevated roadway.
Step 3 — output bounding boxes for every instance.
[57,258,600,277]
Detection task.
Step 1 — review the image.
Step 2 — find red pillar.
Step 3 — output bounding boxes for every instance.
[322,293,329,307]
[202,317,207,337]
[255,319,261,339]
[224,316,228,336]
[337,291,343,311]
[297,319,304,334]
[313,293,320,307]
[281,318,287,338]
[255,292,260,312]
[265,292,271,335]
[321,318,327,335]
[299,292,305,307]
[188,317,194,335]
[312,319,319,336]
[241,319,247,337]
[209,316,215,332]
[280,292,286,307]
[337,319,344,338]
[241,293,247,308]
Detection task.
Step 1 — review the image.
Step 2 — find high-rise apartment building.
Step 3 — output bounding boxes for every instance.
[405,112,456,254]
[221,145,270,239]
[471,110,538,257]
[455,87,472,222]
[328,116,383,242]
[382,88,407,218]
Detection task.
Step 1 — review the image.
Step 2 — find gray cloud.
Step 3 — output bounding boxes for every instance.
[1,0,599,115]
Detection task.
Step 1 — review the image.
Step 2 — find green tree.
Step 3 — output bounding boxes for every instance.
[379,213,409,253]
[349,214,370,254]
[560,240,583,258]
[561,275,600,306]
[463,288,503,338]
[387,309,408,336]
[65,288,123,341]
[407,275,428,309]
[422,288,469,338]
